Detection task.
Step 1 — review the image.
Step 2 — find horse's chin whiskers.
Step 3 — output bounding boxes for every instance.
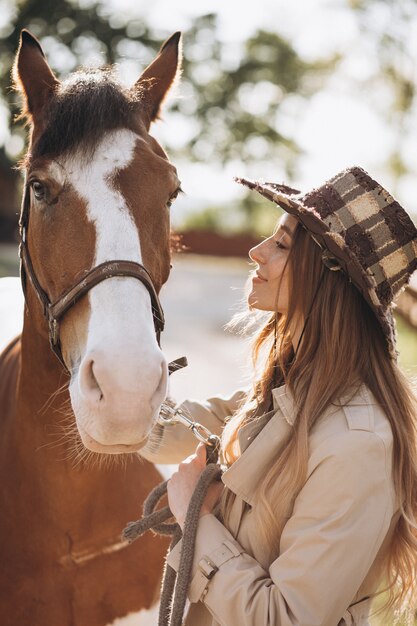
[63,442,136,471]
[46,414,141,470]
[34,400,81,458]
[39,380,71,416]
[146,427,164,455]
[36,370,153,469]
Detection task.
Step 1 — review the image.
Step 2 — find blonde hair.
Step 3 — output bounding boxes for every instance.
[220,217,417,621]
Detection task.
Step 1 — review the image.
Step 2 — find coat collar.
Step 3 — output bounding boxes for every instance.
[270,381,371,426]
[222,382,293,506]
[271,383,297,425]
[222,381,371,506]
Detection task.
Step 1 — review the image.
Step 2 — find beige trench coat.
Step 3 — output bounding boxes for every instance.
[141,381,400,626]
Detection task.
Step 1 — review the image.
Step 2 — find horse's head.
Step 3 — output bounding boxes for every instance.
[13,30,182,453]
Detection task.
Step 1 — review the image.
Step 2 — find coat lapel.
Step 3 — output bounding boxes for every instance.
[221,381,370,506]
[222,383,294,506]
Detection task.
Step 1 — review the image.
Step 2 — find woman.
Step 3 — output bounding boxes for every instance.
[141,165,417,625]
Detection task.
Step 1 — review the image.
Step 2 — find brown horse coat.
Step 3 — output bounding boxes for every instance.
[0,28,183,626]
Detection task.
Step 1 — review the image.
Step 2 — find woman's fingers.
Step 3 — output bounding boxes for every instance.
[167,442,223,528]
[195,442,207,466]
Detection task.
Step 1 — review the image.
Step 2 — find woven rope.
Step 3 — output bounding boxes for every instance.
[122,463,222,626]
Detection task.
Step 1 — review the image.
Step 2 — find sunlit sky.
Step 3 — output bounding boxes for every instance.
[2,0,417,226]
[126,0,417,223]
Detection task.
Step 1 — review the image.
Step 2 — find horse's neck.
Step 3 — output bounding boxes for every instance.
[0,297,168,602]
[5,308,100,518]
[17,306,69,437]
[3,310,131,547]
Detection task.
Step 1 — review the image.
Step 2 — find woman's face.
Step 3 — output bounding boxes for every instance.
[248,213,298,313]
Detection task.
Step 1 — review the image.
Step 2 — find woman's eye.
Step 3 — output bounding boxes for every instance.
[275,240,286,249]
[31,181,46,201]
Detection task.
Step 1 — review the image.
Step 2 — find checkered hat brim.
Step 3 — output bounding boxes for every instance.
[235,166,417,362]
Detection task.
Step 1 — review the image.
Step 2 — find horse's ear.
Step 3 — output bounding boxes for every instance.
[13,29,59,124]
[135,32,182,129]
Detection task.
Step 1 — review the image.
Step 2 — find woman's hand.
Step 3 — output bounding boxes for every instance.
[167,443,224,530]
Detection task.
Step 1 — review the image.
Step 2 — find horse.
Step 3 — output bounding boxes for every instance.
[0,29,183,626]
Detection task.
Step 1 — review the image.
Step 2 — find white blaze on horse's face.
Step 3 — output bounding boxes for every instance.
[66,129,168,453]
[15,28,182,456]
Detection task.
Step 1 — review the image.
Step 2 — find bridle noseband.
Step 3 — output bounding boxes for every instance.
[19,183,187,376]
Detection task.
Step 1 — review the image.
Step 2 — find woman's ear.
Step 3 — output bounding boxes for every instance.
[133,32,182,129]
[12,29,60,127]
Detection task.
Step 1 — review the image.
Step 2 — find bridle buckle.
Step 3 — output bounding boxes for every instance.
[48,317,59,345]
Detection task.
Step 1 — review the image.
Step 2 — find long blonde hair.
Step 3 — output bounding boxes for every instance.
[220,217,417,620]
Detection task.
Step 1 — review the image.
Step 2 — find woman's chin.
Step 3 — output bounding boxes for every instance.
[248,295,282,313]
[248,293,266,310]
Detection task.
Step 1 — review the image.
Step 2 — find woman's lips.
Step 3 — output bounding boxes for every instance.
[253,271,267,283]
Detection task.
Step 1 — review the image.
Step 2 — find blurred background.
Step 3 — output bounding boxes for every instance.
[0,0,415,386]
[0,1,416,623]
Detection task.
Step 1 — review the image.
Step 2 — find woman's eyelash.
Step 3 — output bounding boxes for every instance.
[275,240,286,249]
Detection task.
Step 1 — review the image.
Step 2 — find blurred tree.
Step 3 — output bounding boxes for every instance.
[1,6,338,167]
[171,14,338,174]
[180,197,280,237]
[0,0,338,238]
[348,0,416,190]
[0,0,156,164]
[0,0,157,237]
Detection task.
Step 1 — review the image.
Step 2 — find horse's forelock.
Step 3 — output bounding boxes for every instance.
[33,69,146,161]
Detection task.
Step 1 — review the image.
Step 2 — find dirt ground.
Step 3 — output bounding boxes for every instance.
[160,253,253,404]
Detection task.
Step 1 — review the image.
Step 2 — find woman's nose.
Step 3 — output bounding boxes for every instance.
[249,243,264,264]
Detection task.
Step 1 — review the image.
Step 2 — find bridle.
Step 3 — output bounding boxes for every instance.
[19,182,187,376]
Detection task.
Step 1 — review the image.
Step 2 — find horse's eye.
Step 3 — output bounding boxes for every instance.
[31,181,46,201]
[167,186,183,208]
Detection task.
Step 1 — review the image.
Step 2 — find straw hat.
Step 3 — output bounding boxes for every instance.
[235,166,417,361]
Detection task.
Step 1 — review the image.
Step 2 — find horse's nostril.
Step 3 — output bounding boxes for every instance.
[79,352,167,415]
[89,361,104,401]
[78,356,105,405]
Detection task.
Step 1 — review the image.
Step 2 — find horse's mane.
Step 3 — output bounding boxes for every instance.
[32,68,145,160]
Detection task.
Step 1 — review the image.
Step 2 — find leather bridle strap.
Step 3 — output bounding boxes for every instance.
[48,260,165,342]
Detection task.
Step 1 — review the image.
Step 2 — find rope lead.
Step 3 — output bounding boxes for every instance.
[122,441,222,626]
